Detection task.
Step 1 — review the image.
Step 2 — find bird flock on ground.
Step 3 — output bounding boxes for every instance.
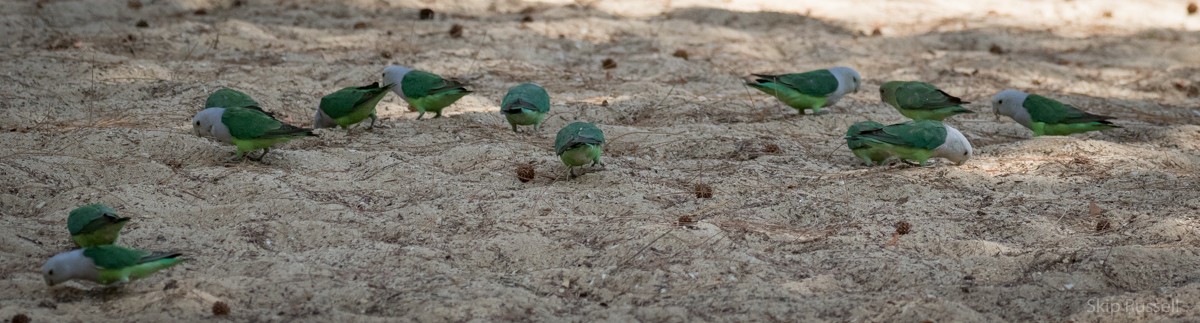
[40,63,1122,287]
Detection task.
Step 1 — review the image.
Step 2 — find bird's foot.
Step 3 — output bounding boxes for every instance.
[247,149,270,162]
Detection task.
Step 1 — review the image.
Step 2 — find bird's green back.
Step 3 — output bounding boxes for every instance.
[402,70,465,98]
[555,122,605,155]
[1024,94,1110,124]
[67,204,119,235]
[319,83,393,118]
[222,107,299,140]
[758,69,839,96]
[861,120,947,150]
[889,82,967,110]
[84,245,147,269]
[501,83,551,113]
[205,88,259,109]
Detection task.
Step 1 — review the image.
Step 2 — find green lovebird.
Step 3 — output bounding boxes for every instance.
[845,121,891,166]
[192,107,317,161]
[879,81,973,121]
[42,245,183,286]
[745,66,862,114]
[382,65,471,119]
[67,204,130,248]
[205,88,260,109]
[313,82,394,130]
[500,83,551,132]
[847,120,973,166]
[554,122,605,178]
[992,89,1121,136]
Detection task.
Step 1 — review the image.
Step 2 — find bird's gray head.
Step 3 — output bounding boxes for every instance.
[934,124,973,165]
[382,65,414,100]
[829,66,862,94]
[191,108,233,144]
[991,89,1030,119]
[382,66,414,87]
[42,249,95,286]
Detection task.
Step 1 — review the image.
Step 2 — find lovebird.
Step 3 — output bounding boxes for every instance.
[554,122,605,178]
[42,245,183,286]
[846,120,973,166]
[67,204,130,248]
[879,81,973,121]
[192,106,317,161]
[845,121,891,166]
[313,82,394,130]
[745,66,862,114]
[382,65,471,119]
[500,83,551,132]
[205,88,260,109]
[991,89,1121,136]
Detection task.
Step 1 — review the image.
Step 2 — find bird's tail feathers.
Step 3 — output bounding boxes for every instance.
[139,251,183,264]
[502,99,537,114]
[268,123,319,138]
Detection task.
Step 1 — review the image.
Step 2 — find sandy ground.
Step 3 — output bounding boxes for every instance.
[1,0,1199,321]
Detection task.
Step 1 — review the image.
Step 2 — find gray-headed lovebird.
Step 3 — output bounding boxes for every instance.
[500,83,551,132]
[879,81,973,121]
[67,204,130,248]
[314,82,394,130]
[554,122,605,178]
[382,66,471,119]
[746,66,861,114]
[42,245,183,286]
[192,107,317,161]
[991,89,1121,136]
[845,120,973,166]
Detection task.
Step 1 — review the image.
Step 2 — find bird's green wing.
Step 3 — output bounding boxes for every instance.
[137,251,183,264]
[402,70,469,98]
[221,107,313,140]
[896,82,968,110]
[84,245,147,269]
[753,70,839,97]
[860,120,947,150]
[319,83,393,118]
[555,122,605,155]
[501,83,551,113]
[1024,94,1113,124]
[205,88,260,109]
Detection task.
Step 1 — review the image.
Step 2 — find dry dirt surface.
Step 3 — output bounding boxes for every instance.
[2,0,1199,322]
